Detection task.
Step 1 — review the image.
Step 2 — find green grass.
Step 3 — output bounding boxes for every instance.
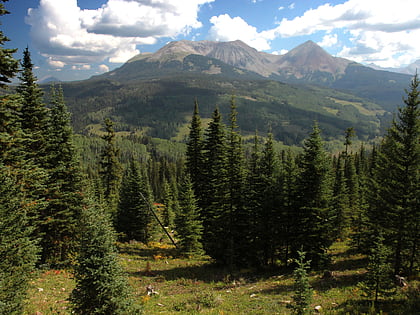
[23,241,418,314]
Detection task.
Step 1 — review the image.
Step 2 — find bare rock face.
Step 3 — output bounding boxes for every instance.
[127,39,352,80]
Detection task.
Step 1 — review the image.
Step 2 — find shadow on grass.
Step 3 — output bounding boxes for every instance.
[336,298,410,315]
[332,255,367,272]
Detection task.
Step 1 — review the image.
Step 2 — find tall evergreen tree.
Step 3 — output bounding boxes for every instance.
[201,107,229,263]
[117,158,155,243]
[70,199,141,314]
[40,85,83,266]
[175,175,203,256]
[368,74,420,275]
[225,96,247,266]
[185,99,205,205]
[259,131,281,265]
[0,0,18,88]
[99,118,122,220]
[16,47,47,161]
[293,122,334,268]
[0,165,39,315]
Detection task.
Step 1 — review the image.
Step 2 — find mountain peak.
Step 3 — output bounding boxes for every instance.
[277,40,351,78]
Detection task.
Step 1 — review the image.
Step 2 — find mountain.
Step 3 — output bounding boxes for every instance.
[57,39,413,145]
[368,59,420,75]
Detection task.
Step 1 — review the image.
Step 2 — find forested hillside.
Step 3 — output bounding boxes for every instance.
[1,2,419,314]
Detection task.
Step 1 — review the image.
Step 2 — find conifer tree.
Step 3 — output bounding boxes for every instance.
[360,234,393,304]
[0,166,39,315]
[225,96,247,266]
[186,99,205,204]
[332,154,349,239]
[40,85,83,265]
[71,199,141,314]
[117,158,155,243]
[245,132,265,265]
[201,107,229,263]
[368,74,420,275]
[16,47,48,161]
[259,131,280,265]
[0,0,18,88]
[161,179,176,229]
[294,122,334,268]
[175,175,203,256]
[288,251,313,315]
[99,118,122,220]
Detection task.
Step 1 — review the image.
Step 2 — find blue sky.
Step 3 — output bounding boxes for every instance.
[3,0,420,81]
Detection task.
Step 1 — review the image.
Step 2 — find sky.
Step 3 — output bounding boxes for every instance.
[3,0,420,81]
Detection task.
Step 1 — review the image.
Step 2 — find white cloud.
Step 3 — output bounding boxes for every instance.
[208,14,274,51]
[26,0,214,66]
[272,0,420,67]
[288,3,295,10]
[98,64,110,73]
[71,64,91,70]
[278,6,285,11]
[318,34,338,48]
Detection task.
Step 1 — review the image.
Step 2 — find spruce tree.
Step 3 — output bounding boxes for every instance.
[0,166,39,315]
[225,96,247,266]
[185,99,205,205]
[40,85,83,266]
[16,47,48,161]
[368,74,420,275]
[259,131,280,265]
[294,122,334,268]
[360,234,393,304]
[117,158,155,243]
[0,0,18,88]
[175,175,203,256]
[99,118,122,220]
[201,107,229,263]
[71,199,141,314]
[288,251,313,315]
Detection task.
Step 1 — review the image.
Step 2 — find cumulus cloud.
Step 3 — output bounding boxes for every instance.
[26,0,213,66]
[98,64,110,73]
[273,0,420,67]
[208,14,274,51]
[318,34,338,48]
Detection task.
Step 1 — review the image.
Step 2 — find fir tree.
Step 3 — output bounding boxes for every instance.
[185,99,205,205]
[40,85,83,266]
[175,175,203,256]
[161,178,176,229]
[360,234,393,304]
[117,158,155,243]
[201,107,229,263]
[294,122,334,268]
[0,165,39,314]
[70,199,141,314]
[99,118,122,220]
[225,96,247,266]
[368,74,420,275]
[0,0,19,87]
[288,251,313,315]
[16,47,48,162]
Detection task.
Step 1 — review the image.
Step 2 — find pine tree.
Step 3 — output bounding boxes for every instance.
[201,107,229,263]
[293,122,334,268]
[161,179,176,229]
[225,96,247,266]
[185,99,205,205]
[117,158,155,243]
[259,131,280,265]
[368,74,420,275]
[0,165,39,315]
[16,47,48,162]
[360,234,393,304]
[0,0,19,88]
[175,175,203,256]
[332,154,349,239]
[99,118,122,220]
[40,85,83,266]
[70,199,141,314]
[288,251,313,315]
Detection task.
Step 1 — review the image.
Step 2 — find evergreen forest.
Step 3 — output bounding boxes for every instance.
[0,1,419,314]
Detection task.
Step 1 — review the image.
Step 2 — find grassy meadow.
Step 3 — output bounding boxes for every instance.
[23,239,419,315]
